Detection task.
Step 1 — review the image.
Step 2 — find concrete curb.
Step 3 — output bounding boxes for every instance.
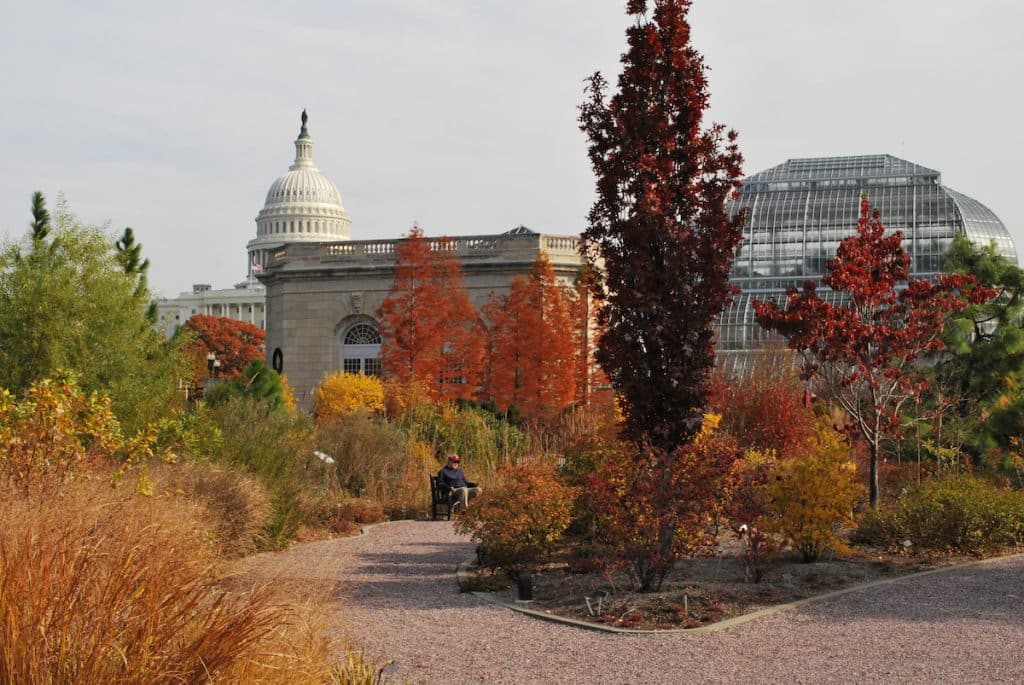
[456,551,1024,635]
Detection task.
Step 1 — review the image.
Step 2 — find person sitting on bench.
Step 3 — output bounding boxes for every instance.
[437,454,481,513]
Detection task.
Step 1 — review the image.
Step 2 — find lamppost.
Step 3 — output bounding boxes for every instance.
[206,352,221,379]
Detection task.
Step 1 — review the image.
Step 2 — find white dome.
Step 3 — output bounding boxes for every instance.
[263,168,342,207]
[248,111,352,274]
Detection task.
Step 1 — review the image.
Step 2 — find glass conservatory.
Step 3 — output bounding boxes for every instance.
[718,154,1017,372]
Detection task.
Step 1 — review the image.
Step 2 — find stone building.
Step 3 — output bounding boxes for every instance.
[254,114,587,405]
[155,281,265,339]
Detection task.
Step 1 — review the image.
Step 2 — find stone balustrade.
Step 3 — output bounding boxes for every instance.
[266,233,582,269]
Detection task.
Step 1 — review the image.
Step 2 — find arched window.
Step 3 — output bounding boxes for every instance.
[344,324,382,345]
[341,323,382,375]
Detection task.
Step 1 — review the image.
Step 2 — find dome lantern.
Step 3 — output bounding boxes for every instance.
[292,109,314,170]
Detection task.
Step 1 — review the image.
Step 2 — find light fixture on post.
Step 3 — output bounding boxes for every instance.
[206,352,221,379]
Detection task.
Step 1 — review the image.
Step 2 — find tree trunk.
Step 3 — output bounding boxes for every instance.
[642,459,676,592]
[869,436,881,508]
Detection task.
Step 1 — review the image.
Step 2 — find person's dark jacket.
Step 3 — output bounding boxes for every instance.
[438,465,470,489]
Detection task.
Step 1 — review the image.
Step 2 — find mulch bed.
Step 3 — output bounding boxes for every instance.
[463,542,961,631]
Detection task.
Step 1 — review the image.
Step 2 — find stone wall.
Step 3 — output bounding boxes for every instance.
[258,232,586,406]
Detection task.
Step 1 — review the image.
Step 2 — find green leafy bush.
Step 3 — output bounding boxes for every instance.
[205,395,313,484]
[206,359,291,410]
[202,395,329,547]
[0,197,188,434]
[152,406,223,460]
[857,475,1024,555]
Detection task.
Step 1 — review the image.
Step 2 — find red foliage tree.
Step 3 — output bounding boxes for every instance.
[710,352,818,457]
[579,0,745,589]
[378,227,484,401]
[579,0,745,451]
[183,314,265,381]
[590,419,739,591]
[754,196,992,506]
[484,253,577,423]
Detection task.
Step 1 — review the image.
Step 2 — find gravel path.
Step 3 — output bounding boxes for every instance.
[239,520,1024,684]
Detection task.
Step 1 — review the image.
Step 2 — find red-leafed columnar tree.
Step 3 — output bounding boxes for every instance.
[183,314,265,381]
[754,196,993,507]
[580,0,745,451]
[579,0,745,590]
[484,252,577,422]
[378,227,484,401]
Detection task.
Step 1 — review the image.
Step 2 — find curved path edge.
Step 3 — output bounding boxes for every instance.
[457,551,1024,635]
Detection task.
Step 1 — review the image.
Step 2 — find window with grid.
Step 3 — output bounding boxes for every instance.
[344,323,382,345]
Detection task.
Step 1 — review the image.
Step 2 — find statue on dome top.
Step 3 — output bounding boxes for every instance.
[301,109,308,127]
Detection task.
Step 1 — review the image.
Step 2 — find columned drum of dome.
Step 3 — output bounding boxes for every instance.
[719,154,1018,373]
[246,110,352,277]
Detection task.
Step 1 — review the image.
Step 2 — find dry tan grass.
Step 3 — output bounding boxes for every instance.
[316,413,435,517]
[151,460,272,558]
[0,478,377,684]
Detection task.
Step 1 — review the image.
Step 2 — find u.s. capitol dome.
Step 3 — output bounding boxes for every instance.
[246,110,351,275]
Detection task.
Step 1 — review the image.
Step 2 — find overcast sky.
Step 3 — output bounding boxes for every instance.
[1,1,1021,296]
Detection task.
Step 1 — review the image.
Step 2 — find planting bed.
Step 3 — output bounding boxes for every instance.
[464,541,961,630]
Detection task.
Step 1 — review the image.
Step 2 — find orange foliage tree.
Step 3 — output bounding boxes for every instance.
[484,253,578,423]
[590,415,739,591]
[378,227,484,401]
[183,314,265,381]
[571,265,613,410]
[430,238,486,401]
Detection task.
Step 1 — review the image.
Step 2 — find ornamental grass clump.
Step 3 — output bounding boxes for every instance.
[0,479,352,684]
[397,402,530,478]
[316,411,435,517]
[151,460,271,558]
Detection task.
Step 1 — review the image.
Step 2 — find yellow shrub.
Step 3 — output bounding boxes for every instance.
[454,460,577,572]
[313,372,384,421]
[279,373,298,413]
[766,420,864,561]
[0,378,127,493]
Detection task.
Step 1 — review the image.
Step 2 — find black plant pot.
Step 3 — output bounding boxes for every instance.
[516,573,534,602]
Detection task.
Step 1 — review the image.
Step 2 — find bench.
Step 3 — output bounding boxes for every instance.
[429,475,453,520]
